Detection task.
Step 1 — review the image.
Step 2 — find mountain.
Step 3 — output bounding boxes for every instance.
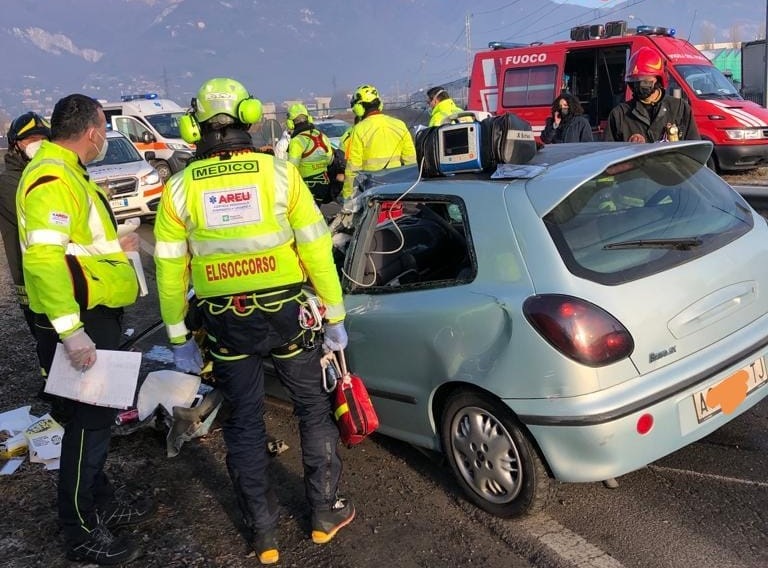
[0,0,764,123]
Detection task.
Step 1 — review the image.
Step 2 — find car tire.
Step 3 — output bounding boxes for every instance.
[152,160,172,182]
[440,390,554,517]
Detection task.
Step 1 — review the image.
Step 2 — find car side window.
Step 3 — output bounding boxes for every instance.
[345,197,475,293]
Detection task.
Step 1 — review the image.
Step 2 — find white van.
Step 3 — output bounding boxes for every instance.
[102,94,194,181]
[87,131,164,220]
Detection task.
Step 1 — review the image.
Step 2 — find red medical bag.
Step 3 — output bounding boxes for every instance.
[326,350,379,447]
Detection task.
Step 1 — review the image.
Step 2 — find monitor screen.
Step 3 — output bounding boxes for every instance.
[442,127,470,156]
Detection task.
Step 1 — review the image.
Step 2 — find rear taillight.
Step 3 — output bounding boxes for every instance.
[523,294,634,367]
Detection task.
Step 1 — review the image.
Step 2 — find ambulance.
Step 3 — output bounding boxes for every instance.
[468,21,768,172]
[102,94,194,181]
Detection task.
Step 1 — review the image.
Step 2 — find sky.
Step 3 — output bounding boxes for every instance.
[553,0,617,6]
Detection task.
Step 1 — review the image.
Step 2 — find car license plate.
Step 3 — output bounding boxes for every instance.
[110,198,129,208]
[693,356,767,423]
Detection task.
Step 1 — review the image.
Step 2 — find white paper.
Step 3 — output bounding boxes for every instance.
[0,456,25,475]
[0,405,33,432]
[125,250,148,296]
[44,345,142,409]
[137,370,200,420]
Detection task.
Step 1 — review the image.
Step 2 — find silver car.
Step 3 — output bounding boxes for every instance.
[331,140,768,517]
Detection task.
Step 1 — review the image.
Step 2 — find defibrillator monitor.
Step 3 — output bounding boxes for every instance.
[438,123,484,174]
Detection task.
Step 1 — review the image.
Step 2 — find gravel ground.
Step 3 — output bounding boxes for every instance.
[0,245,535,568]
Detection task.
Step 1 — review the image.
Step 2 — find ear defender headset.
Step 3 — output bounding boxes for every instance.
[351,84,383,118]
[179,78,263,143]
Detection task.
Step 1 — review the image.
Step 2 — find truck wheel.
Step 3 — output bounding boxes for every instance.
[440,390,555,517]
[152,160,172,182]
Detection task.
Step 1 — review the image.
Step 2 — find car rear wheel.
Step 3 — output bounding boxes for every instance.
[440,391,554,517]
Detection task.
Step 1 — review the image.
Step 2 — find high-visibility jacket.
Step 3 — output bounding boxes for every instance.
[342,111,417,199]
[339,126,353,155]
[287,126,334,191]
[428,98,465,127]
[17,141,138,337]
[154,150,345,343]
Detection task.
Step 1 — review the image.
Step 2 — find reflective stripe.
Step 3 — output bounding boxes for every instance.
[155,240,189,259]
[273,160,289,214]
[26,229,68,247]
[167,321,188,339]
[334,402,349,421]
[51,313,80,335]
[362,156,396,170]
[66,239,122,256]
[191,229,293,256]
[324,303,346,322]
[75,429,87,528]
[293,218,329,244]
[168,174,190,221]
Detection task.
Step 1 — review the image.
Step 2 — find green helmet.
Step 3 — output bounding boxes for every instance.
[286,103,312,130]
[351,84,383,117]
[192,77,262,124]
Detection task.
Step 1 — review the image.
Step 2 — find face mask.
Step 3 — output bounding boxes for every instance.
[631,82,656,101]
[23,140,43,159]
[558,107,570,118]
[89,130,108,163]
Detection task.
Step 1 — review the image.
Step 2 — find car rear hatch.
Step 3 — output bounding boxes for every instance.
[525,141,768,377]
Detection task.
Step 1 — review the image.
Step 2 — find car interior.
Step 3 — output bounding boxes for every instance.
[343,198,475,292]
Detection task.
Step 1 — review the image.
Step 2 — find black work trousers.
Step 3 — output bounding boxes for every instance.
[37,306,123,544]
[200,294,343,534]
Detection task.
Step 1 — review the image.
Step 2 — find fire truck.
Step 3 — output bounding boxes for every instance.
[468,21,768,172]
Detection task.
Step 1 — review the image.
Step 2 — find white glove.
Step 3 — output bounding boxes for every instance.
[172,337,203,374]
[62,328,97,371]
[322,322,348,352]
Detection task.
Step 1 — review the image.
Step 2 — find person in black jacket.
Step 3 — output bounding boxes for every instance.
[540,93,593,144]
[0,112,56,369]
[604,47,699,143]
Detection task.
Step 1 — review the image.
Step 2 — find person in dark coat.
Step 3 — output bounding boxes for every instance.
[0,112,56,369]
[540,93,593,144]
[603,47,699,143]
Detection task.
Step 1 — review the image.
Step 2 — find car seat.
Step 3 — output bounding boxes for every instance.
[364,225,419,286]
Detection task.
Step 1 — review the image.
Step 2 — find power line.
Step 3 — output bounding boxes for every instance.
[472,0,523,17]
[505,0,648,42]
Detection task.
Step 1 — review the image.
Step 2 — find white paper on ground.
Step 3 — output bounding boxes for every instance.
[137,370,201,420]
[44,345,142,409]
[0,456,25,475]
[0,405,33,432]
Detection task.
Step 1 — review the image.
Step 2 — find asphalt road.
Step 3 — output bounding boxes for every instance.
[126,221,768,568]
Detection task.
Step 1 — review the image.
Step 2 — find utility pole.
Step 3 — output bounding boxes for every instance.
[466,13,472,106]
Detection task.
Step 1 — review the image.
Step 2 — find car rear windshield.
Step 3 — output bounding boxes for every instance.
[543,152,754,285]
[316,122,349,138]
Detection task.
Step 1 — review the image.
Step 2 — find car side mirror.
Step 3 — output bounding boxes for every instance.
[144,151,156,161]
[141,131,155,144]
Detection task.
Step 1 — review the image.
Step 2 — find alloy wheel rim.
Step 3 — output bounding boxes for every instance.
[450,405,523,504]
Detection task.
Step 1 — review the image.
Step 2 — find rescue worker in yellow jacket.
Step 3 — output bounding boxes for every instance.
[426,86,464,127]
[286,103,335,204]
[342,84,416,200]
[154,78,354,565]
[18,94,153,565]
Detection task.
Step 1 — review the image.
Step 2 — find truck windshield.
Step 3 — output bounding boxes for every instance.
[144,112,184,139]
[676,64,741,99]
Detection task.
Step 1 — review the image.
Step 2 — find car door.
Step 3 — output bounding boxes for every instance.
[339,194,510,446]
